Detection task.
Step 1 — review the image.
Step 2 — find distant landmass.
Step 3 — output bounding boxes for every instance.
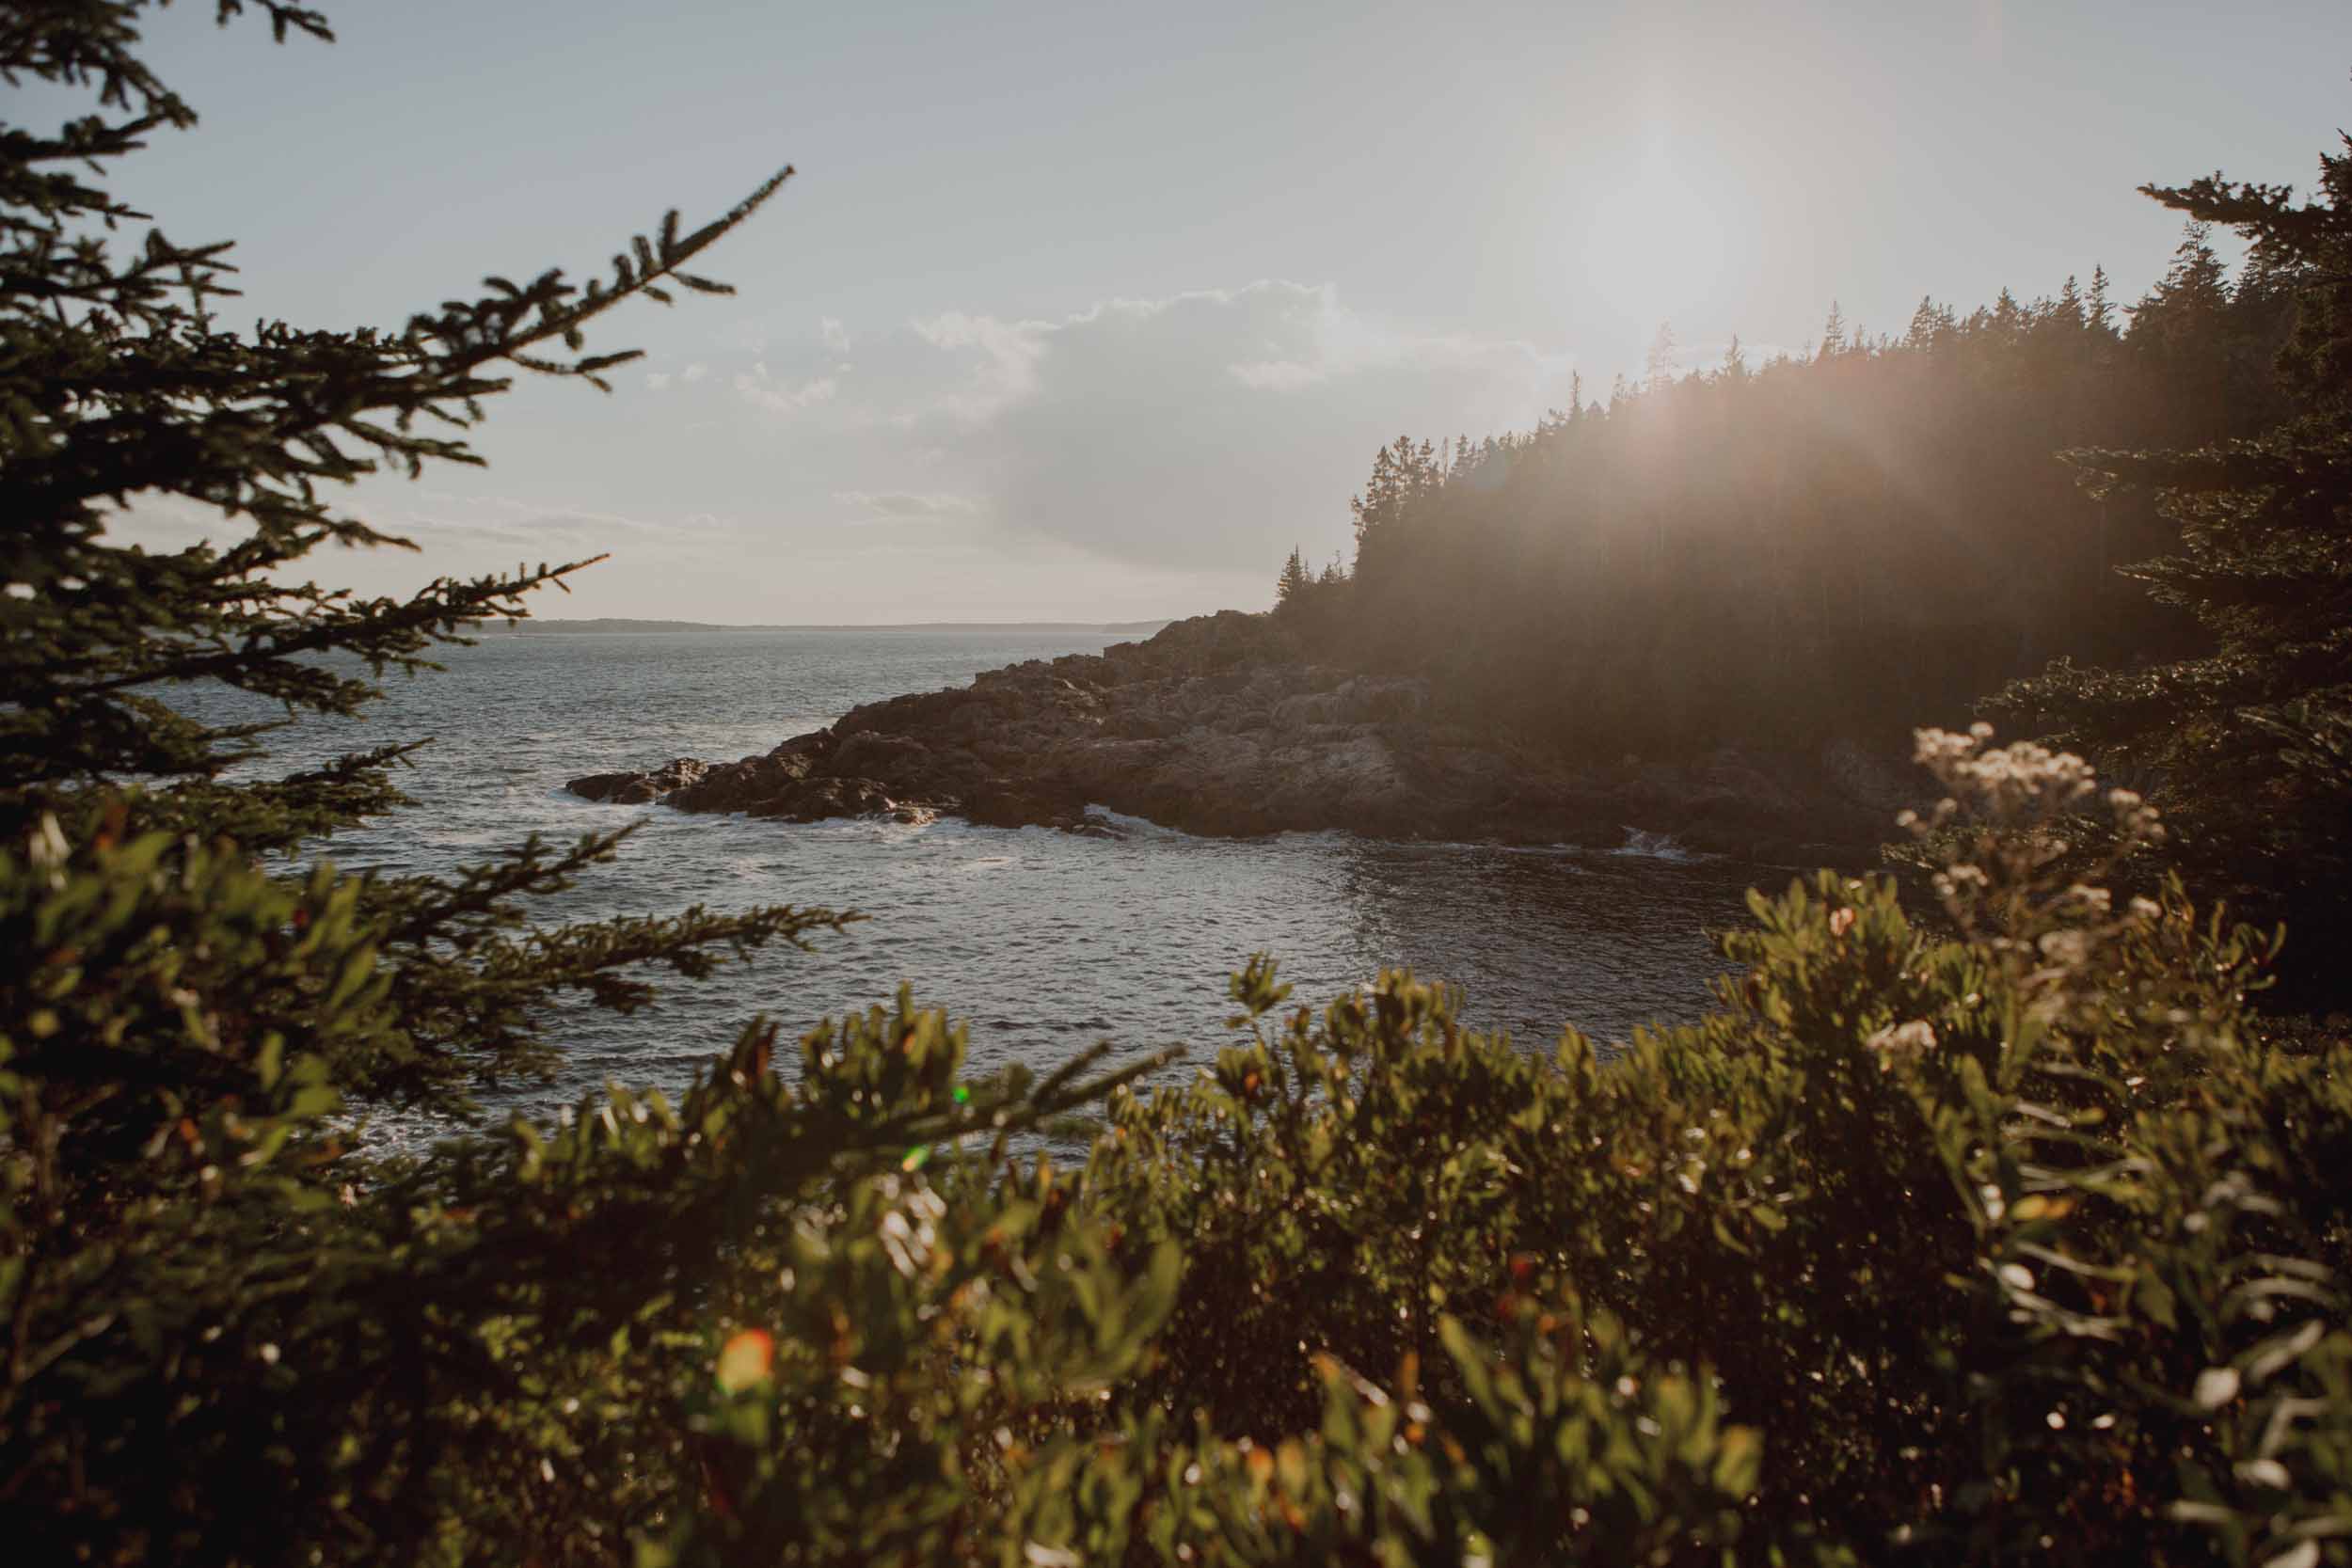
[474,617,1174,636]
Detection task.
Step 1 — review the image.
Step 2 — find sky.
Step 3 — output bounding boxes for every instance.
[89,0,2351,623]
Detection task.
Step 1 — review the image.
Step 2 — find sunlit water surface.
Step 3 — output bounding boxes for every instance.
[180,630,1772,1139]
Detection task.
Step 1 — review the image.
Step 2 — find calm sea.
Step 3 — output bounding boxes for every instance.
[183,628,1771,1135]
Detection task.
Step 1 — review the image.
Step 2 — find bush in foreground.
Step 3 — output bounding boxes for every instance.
[658,731,2352,1566]
[7,8,2350,1564]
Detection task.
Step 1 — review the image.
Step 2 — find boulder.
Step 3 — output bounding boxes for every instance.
[565,757,707,804]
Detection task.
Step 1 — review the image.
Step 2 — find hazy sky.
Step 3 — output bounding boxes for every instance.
[99,0,2347,623]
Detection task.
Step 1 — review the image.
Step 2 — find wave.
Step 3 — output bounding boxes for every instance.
[1082,803,1196,841]
[1608,827,1702,863]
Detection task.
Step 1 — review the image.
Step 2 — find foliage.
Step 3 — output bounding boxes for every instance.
[0,816,1165,1563]
[1278,233,2295,758]
[656,727,2350,1567]
[8,7,2351,1566]
[1268,541,1350,645]
[0,0,789,847]
[0,4,1164,1562]
[1987,138,2352,999]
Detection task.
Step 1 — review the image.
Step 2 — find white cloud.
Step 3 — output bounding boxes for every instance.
[734,362,838,415]
[906,309,1051,421]
[820,316,850,354]
[342,280,1579,611]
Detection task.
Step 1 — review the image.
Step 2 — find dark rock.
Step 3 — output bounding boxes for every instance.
[768,732,835,767]
[565,757,707,804]
[740,775,904,822]
[562,611,1913,847]
[669,754,814,814]
[833,729,934,780]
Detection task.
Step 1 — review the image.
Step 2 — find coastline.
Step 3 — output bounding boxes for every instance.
[568,610,1912,865]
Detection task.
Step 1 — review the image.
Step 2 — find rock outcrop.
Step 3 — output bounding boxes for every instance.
[566,757,708,804]
[565,611,1906,860]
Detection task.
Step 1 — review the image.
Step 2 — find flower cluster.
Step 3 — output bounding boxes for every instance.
[1899,724,2166,935]
[1906,722,2100,828]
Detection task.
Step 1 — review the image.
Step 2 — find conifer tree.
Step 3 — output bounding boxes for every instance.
[2088,262,2116,334]
[1644,320,1677,389]
[1989,132,2352,990]
[1819,299,1847,356]
[1274,544,1310,607]
[0,6,1159,1560]
[11,13,2351,1566]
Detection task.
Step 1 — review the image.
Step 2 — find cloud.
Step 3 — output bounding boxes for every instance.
[905,309,1052,422]
[735,362,838,415]
[101,278,1584,622]
[879,280,1570,569]
[83,282,1591,622]
[833,489,983,521]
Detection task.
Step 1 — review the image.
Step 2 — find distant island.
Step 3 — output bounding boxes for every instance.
[478,617,1173,636]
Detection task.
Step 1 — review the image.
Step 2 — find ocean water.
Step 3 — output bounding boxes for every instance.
[182,629,1773,1132]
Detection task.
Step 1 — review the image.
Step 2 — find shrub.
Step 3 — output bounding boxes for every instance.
[8,7,2347,1564]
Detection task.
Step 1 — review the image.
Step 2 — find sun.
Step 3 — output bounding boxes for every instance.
[1573,148,1725,328]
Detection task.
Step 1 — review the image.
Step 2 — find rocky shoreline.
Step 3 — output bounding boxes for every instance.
[567,611,1911,863]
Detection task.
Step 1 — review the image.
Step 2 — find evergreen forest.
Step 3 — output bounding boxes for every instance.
[8,5,2352,1565]
[1284,236,2294,756]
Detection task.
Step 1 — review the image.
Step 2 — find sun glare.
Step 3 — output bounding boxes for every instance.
[1574,148,1725,328]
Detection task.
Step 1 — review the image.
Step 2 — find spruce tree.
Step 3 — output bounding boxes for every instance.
[1274,544,1309,608]
[1988,132,2352,994]
[0,6,1156,1560]
[11,12,2351,1566]
[1644,320,1677,389]
[1818,299,1847,356]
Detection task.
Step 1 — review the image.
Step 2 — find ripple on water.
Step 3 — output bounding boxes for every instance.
[174,629,1763,1143]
